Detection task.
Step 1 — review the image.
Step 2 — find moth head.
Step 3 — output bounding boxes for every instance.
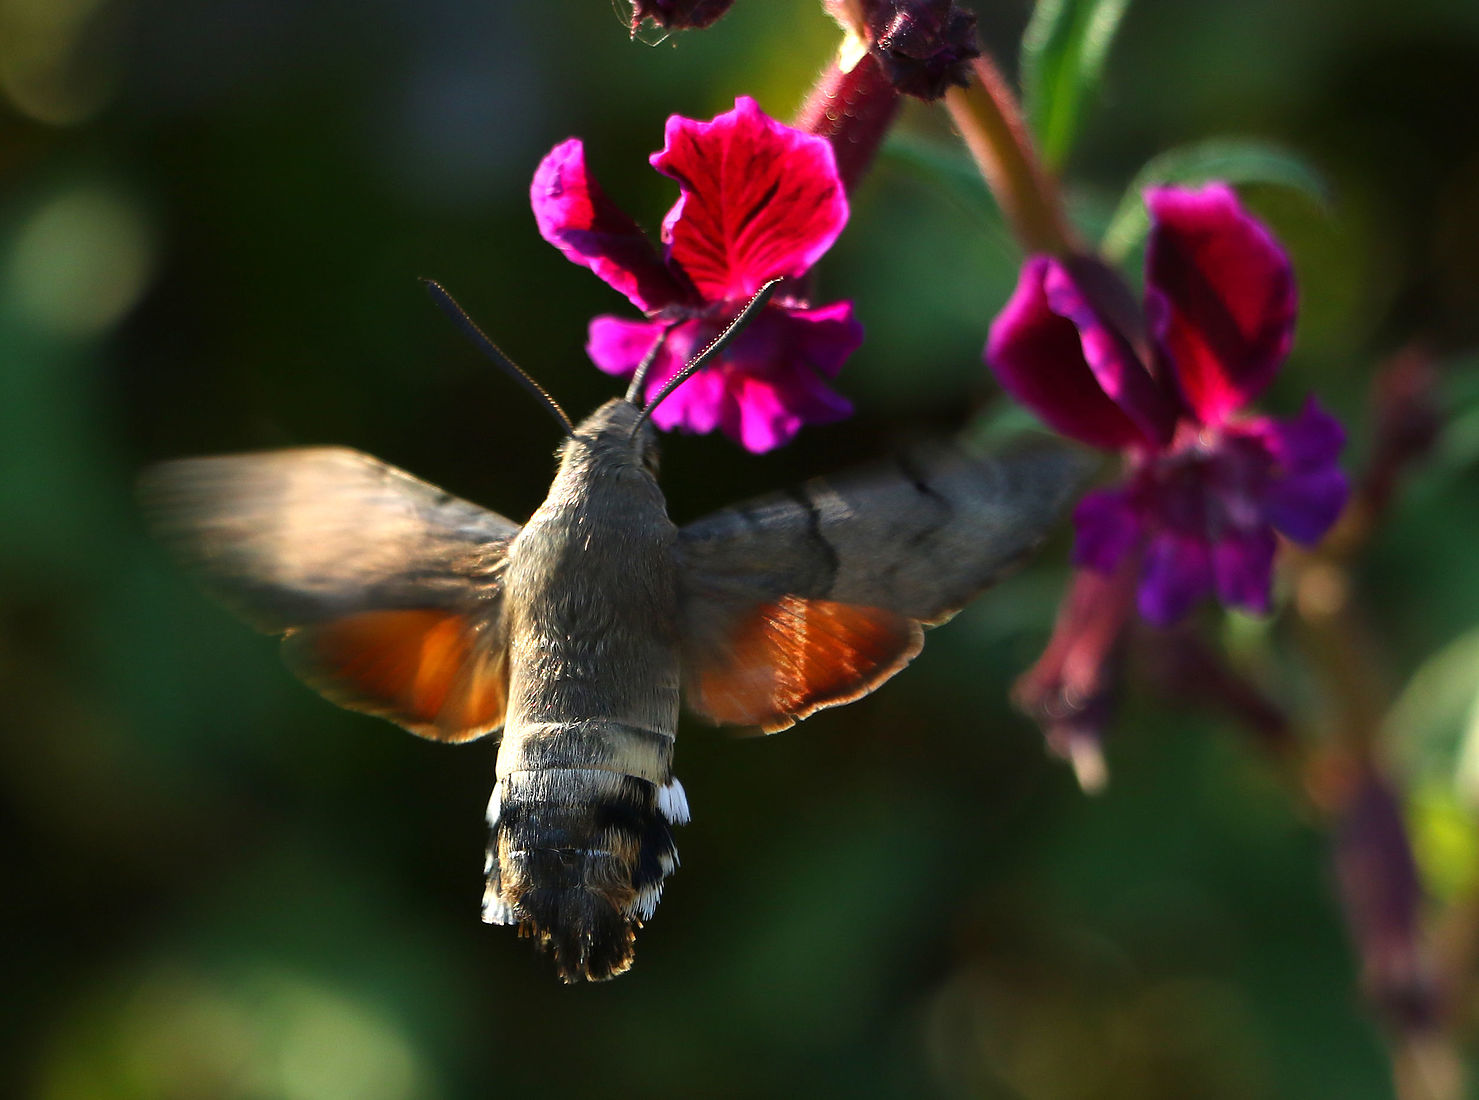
[569,398,661,479]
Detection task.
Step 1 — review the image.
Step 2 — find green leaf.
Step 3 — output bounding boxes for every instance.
[1101,139,1330,262]
[878,134,1013,254]
[1022,0,1133,171]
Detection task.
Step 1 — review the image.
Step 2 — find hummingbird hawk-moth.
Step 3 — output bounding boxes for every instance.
[141,286,1083,981]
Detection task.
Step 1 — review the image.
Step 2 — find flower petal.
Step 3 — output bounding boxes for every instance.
[628,303,857,452]
[648,333,730,436]
[1244,399,1350,544]
[987,257,1166,452]
[1138,531,1213,625]
[1145,183,1297,425]
[1042,260,1178,447]
[651,96,848,301]
[1265,468,1348,545]
[533,138,686,312]
[1071,487,1141,573]
[1262,395,1347,471]
[714,305,856,451]
[586,315,674,379]
[1211,527,1276,614]
[768,297,864,378]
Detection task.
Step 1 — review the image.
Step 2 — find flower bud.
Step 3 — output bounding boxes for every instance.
[865,0,979,99]
[629,0,734,31]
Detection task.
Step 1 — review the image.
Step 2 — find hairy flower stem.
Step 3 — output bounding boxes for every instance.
[795,51,901,192]
[945,55,1075,255]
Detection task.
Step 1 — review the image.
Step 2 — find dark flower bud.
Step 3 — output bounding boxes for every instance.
[629,0,734,31]
[865,0,979,100]
[1333,765,1438,1031]
[1362,347,1441,521]
[1013,565,1136,791]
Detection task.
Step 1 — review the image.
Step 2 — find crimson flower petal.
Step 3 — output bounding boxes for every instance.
[987,257,1165,452]
[533,138,686,312]
[1138,531,1213,625]
[1042,260,1178,447]
[1145,184,1297,426]
[651,96,848,300]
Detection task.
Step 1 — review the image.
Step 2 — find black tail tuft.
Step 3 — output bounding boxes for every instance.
[518,888,637,982]
[485,770,689,981]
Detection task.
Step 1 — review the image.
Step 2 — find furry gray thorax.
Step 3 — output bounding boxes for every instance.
[484,398,686,982]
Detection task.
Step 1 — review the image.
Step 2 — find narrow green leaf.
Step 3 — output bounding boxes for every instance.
[1101,139,1330,262]
[879,134,1014,255]
[1022,0,1132,171]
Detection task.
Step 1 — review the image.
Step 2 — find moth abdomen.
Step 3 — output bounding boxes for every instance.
[484,763,687,982]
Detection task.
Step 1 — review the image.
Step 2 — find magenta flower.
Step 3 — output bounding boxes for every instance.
[532,96,863,453]
[988,183,1348,624]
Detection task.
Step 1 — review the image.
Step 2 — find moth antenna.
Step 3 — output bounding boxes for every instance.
[624,321,678,404]
[632,277,782,436]
[422,278,575,437]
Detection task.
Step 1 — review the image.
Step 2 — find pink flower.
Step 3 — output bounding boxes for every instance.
[532,96,863,453]
[987,184,1348,624]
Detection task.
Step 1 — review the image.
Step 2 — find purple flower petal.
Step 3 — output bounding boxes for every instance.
[1211,527,1276,614]
[1145,184,1297,426]
[651,97,848,301]
[1261,396,1347,470]
[988,257,1169,452]
[769,298,863,381]
[533,138,687,312]
[590,299,859,452]
[1243,399,1349,544]
[613,303,855,452]
[1265,468,1348,545]
[1138,531,1213,625]
[1071,486,1142,573]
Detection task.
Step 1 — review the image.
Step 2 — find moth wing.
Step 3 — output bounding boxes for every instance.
[676,439,1087,732]
[140,447,519,742]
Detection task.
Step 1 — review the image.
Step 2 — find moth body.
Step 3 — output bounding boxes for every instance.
[490,399,685,980]
[140,392,1085,982]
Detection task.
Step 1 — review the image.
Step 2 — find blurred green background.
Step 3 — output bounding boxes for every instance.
[3,0,1479,1096]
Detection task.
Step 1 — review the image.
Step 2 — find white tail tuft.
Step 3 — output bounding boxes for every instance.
[485,783,503,826]
[656,778,690,825]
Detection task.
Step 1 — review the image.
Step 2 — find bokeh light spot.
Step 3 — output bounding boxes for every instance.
[0,0,117,125]
[6,183,156,336]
